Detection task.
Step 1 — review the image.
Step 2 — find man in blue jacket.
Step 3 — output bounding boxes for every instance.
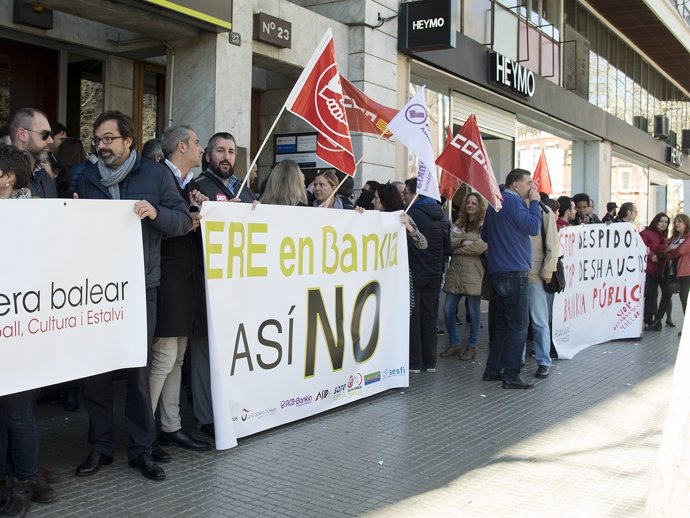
[481,169,541,389]
[75,111,192,481]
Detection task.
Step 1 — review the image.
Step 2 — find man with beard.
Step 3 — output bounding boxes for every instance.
[185,131,252,439]
[190,132,255,203]
[9,108,57,198]
[75,111,192,481]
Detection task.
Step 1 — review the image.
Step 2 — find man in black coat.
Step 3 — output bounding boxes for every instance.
[8,107,58,198]
[149,125,210,454]
[402,178,450,374]
[75,111,192,481]
[186,131,253,438]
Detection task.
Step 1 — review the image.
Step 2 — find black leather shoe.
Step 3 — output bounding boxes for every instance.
[535,365,550,378]
[198,423,215,439]
[666,320,676,328]
[646,320,662,331]
[159,429,212,451]
[128,453,165,481]
[482,372,504,381]
[76,451,113,477]
[503,377,535,389]
[151,445,172,463]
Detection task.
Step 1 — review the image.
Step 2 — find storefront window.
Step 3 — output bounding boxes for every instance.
[516,122,572,198]
[610,155,648,227]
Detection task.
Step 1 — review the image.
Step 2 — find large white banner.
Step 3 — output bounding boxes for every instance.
[0,200,148,396]
[553,223,646,359]
[201,203,410,449]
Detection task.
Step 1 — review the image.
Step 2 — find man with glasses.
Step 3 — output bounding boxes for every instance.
[75,111,192,482]
[8,107,57,198]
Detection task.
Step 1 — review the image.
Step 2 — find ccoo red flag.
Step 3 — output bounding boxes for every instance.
[532,149,552,195]
[316,134,357,176]
[339,75,398,138]
[435,115,503,211]
[438,125,463,200]
[285,30,356,175]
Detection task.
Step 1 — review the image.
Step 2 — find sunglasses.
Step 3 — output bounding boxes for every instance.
[23,128,53,141]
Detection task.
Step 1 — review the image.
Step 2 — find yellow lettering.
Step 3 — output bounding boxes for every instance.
[247,223,268,277]
[205,221,225,279]
[362,233,380,271]
[227,222,245,278]
[280,237,296,277]
[340,234,357,273]
[322,226,338,275]
[299,237,314,275]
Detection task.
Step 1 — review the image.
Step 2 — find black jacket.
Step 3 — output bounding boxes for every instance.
[29,165,58,199]
[188,170,255,203]
[407,198,450,279]
[76,156,192,288]
[154,165,202,337]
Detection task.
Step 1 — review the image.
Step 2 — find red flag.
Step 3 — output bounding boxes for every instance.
[435,115,503,211]
[285,30,356,175]
[317,134,357,176]
[532,149,552,195]
[339,75,398,138]
[439,125,462,200]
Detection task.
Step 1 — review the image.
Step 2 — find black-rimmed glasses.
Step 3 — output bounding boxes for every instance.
[23,128,53,141]
[92,136,123,146]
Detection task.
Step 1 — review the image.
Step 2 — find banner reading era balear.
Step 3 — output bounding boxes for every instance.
[553,223,646,359]
[0,200,148,396]
[200,203,410,449]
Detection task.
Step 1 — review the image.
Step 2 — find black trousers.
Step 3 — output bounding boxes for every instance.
[409,276,441,370]
[82,287,157,460]
[656,276,690,323]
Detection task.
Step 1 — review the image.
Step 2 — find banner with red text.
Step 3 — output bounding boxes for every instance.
[0,200,148,396]
[553,223,646,359]
[200,203,410,449]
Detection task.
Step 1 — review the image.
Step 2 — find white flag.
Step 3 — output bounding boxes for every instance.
[387,86,440,201]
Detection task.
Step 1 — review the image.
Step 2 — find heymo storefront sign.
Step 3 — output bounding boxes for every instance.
[398,0,456,51]
[488,52,536,98]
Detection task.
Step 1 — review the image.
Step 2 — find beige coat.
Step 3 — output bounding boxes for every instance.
[442,224,487,296]
[530,208,559,282]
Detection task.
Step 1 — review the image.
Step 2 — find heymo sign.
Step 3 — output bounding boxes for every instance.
[488,52,536,98]
[398,0,456,51]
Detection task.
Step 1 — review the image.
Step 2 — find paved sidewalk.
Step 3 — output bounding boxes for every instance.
[32,306,682,517]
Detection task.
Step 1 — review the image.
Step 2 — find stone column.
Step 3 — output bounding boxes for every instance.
[571,139,612,214]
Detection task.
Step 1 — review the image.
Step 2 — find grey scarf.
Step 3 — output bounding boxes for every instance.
[97,150,137,200]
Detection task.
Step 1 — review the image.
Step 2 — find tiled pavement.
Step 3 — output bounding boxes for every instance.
[32,303,683,517]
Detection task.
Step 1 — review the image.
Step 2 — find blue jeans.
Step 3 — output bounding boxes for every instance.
[485,271,529,382]
[444,293,481,347]
[527,281,553,367]
[0,390,38,481]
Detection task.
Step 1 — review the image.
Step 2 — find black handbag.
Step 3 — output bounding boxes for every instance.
[664,258,680,294]
[541,220,565,294]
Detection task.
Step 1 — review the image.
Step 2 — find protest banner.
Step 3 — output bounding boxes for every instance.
[0,200,148,396]
[552,223,646,359]
[200,203,410,449]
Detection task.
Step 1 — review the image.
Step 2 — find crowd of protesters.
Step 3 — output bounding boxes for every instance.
[0,107,687,517]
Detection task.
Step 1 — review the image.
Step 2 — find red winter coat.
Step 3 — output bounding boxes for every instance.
[665,233,690,278]
[640,227,668,276]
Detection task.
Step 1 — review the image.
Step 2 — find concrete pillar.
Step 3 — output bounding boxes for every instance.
[571,139,611,214]
[107,56,134,114]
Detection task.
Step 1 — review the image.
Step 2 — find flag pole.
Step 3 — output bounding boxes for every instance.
[404,193,419,214]
[235,104,287,200]
[318,126,391,208]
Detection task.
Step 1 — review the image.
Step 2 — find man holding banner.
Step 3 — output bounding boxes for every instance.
[76,111,192,481]
[481,169,541,389]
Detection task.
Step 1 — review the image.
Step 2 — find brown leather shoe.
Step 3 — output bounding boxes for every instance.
[459,347,476,361]
[439,345,464,358]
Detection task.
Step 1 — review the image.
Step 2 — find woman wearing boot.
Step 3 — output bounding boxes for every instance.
[441,193,487,361]
[0,144,37,518]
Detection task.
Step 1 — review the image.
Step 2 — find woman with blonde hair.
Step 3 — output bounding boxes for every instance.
[311,169,353,209]
[440,192,487,361]
[260,160,308,206]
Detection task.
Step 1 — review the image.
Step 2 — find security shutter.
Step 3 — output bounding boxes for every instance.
[452,91,516,140]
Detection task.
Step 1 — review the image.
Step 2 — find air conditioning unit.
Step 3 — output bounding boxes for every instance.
[654,115,669,139]
[633,116,648,132]
[682,129,690,155]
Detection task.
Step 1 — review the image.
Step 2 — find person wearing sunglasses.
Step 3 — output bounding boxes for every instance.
[8,108,57,198]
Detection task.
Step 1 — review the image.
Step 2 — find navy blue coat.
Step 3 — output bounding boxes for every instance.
[407,197,450,279]
[76,156,193,288]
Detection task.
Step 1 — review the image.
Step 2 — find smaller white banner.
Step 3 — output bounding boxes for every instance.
[552,223,646,359]
[200,203,410,449]
[0,200,148,396]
